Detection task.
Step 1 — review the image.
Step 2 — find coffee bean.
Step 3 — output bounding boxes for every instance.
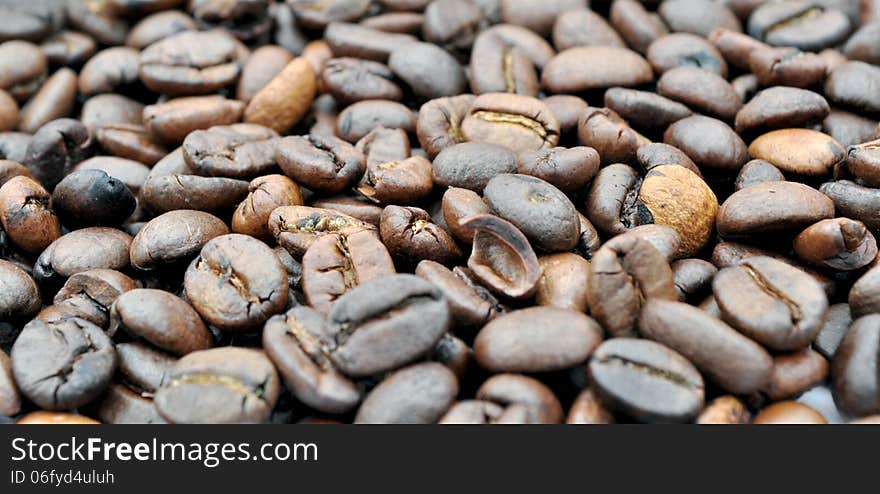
[843,22,880,65]
[752,401,827,424]
[672,259,717,302]
[578,108,649,166]
[536,253,591,311]
[323,58,402,105]
[126,10,197,49]
[379,205,461,265]
[95,383,166,424]
[659,0,741,38]
[52,169,136,228]
[0,175,61,253]
[461,93,560,153]
[34,227,132,287]
[11,317,116,410]
[24,118,94,190]
[462,214,540,299]
[657,66,742,122]
[16,412,99,424]
[423,0,481,50]
[441,187,491,243]
[499,0,585,36]
[610,0,668,54]
[232,175,303,241]
[542,45,653,93]
[639,299,773,394]
[763,348,828,401]
[846,138,880,186]
[0,350,20,416]
[814,303,853,359]
[277,134,364,195]
[336,99,417,143]
[325,22,418,62]
[415,260,498,328]
[416,94,474,157]
[389,42,466,99]
[832,314,880,416]
[154,347,280,423]
[475,373,564,424]
[270,205,374,257]
[355,362,457,424]
[647,33,728,77]
[130,210,229,270]
[139,31,243,96]
[542,95,589,133]
[440,400,530,424]
[820,180,880,231]
[590,338,704,423]
[793,218,877,271]
[695,395,751,424]
[604,88,693,132]
[717,182,835,238]
[0,260,40,322]
[111,289,213,356]
[51,269,136,328]
[664,115,748,174]
[475,307,602,372]
[734,159,785,191]
[432,142,517,192]
[182,124,279,180]
[566,387,614,424]
[244,58,317,134]
[636,143,700,177]
[326,274,449,376]
[748,1,851,51]
[516,146,599,193]
[552,8,624,50]
[144,96,245,147]
[735,87,830,135]
[0,41,47,101]
[263,306,361,414]
[19,68,77,134]
[749,47,826,89]
[293,0,372,30]
[748,129,844,177]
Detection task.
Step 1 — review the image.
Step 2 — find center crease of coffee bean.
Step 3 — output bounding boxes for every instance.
[742,264,803,325]
[169,373,265,400]
[470,111,549,140]
[598,355,703,389]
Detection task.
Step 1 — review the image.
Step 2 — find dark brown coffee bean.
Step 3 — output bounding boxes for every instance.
[325,22,418,62]
[24,118,94,191]
[415,260,497,328]
[843,22,880,65]
[93,124,167,167]
[717,181,835,238]
[144,96,245,147]
[590,337,704,423]
[636,143,700,177]
[850,264,880,317]
[416,94,474,158]
[708,28,769,72]
[432,142,517,192]
[463,214,540,299]
[126,10,197,49]
[357,155,433,204]
[672,258,717,302]
[535,253,591,311]
[639,299,773,394]
[566,387,614,424]
[0,175,61,253]
[604,88,693,132]
[475,373,563,423]
[484,173,579,252]
[154,347,280,423]
[814,303,852,359]
[664,115,748,174]
[752,401,827,424]
[115,342,175,395]
[18,68,77,134]
[475,307,602,372]
[0,132,31,163]
[516,146,599,194]
[139,31,242,96]
[184,234,289,332]
[263,306,361,414]
[95,383,166,424]
[696,395,751,424]
[832,314,880,416]
[327,274,449,377]
[52,169,136,229]
[588,236,677,337]
[355,362,457,424]
[130,210,228,271]
[244,58,317,134]
[110,289,213,356]
[793,218,877,271]
[747,1,851,51]
[311,196,384,227]
[646,33,728,77]
[0,41,47,101]
[735,87,830,135]
[763,348,828,401]
[0,260,40,322]
[749,47,826,89]
[0,0,63,43]
[748,129,845,177]
[441,186,492,244]
[460,93,559,154]
[499,0,585,36]
[182,123,279,180]
[423,0,482,50]
[231,175,303,242]
[35,227,133,286]
[78,47,140,98]
[659,0,741,37]
[322,58,402,105]
[277,134,364,195]
[577,108,649,166]
[301,228,395,314]
[336,99,416,143]
[80,93,143,130]
[380,205,461,265]
[542,95,588,134]
[820,180,880,231]
[846,139,880,186]
[51,269,136,328]
[236,45,293,104]
[11,317,116,410]
[657,66,742,122]
[269,205,374,257]
[542,45,653,93]
[609,0,668,54]
[389,42,466,99]
[0,160,33,187]
[292,0,371,30]
[0,90,18,132]
[552,8,625,50]
[734,159,785,191]
[469,26,550,97]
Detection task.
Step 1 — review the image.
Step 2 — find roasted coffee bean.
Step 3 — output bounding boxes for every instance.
[734,159,785,191]
[51,169,136,228]
[516,146,599,193]
[483,174,579,252]
[590,338,704,423]
[301,228,395,314]
[672,259,718,302]
[24,118,94,191]
[326,274,449,377]
[277,134,364,195]
[0,176,61,253]
[460,93,559,154]
[423,0,482,50]
[357,127,410,170]
[749,47,827,89]
[0,160,33,187]
[814,303,852,359]
[11,317,116,410]
[93,125,167,167]
[659,0,740,37]
[379,205,461,265]
[636,143,700,177]
[311,196,384,227]
[640,299,774,394]
[357,155,433,204]
[355,362,457,424]
[79,47,140,97]
[735,87,830,135]
[462,214,540,299]
[263,306,360,414]
[566,387,614,424]
[717,182,835,238]
[475,373,564,424]
[0,90,18,132]
[0,260,40,321]
[713,256,828,351]
[325,22,418,62]
[469,27,544,97]
[154,347,280,424]
[536,253,591,311]
[126,10,198,49]
[708,29,769,72]
[820,180,880,231]
[130,210,229,271]
[474,307,602,372]
[432,142,517,192]
[657,66,742,122]
[81,93,143,129]
[323,58,402,105]
[577,108,649,166]
[184,234,289,332]
[144,96,245,147]
[747,1,851,51]
[336,100,417,143]
[588,236,677,337]
[237,45,293,104]
[826,62,880,113]
[415,260,497,328]
[850,264,880,317]
[731,74,760,102]
[543,45,653,93]
[0,132,31,163]
[389,42,466,99]
[748,129,844,177]
[51,269,136,328]
[270,205,374,257]
[139,31,242,96]
[846,139,880,186]
[232,175,303,241]
[18,68,77,134]
[695,395,751,424]
[552,8,624,50]
[292,0,371,30]
[664,115,748,174]
[440,400,530,424]
[646,33,728,77]
[95,383,166,424]
[542,95,588,134]
[0,1,63,43]
[832,314,880,416]
[182,124,279,180]
[610,0,668,54]
[116,342,175,395]
[111,289,213,356]
[0,41,47,102]
[763,348,828,401]
[604,88,693,132]
[244,58,317,134]
[752,401,827,424]
[441,186,492,243]
[793,218,877,271]
[843,23,880,65]
[416,94,474,157]
[34,227,132,286]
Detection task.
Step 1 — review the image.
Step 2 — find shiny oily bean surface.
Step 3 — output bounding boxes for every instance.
[110,289,213,357]
[793,218,877,271]
[130,210,229,270]
[832,315,880,416]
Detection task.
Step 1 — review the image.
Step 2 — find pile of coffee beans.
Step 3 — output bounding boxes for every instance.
[2,0,880,425]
